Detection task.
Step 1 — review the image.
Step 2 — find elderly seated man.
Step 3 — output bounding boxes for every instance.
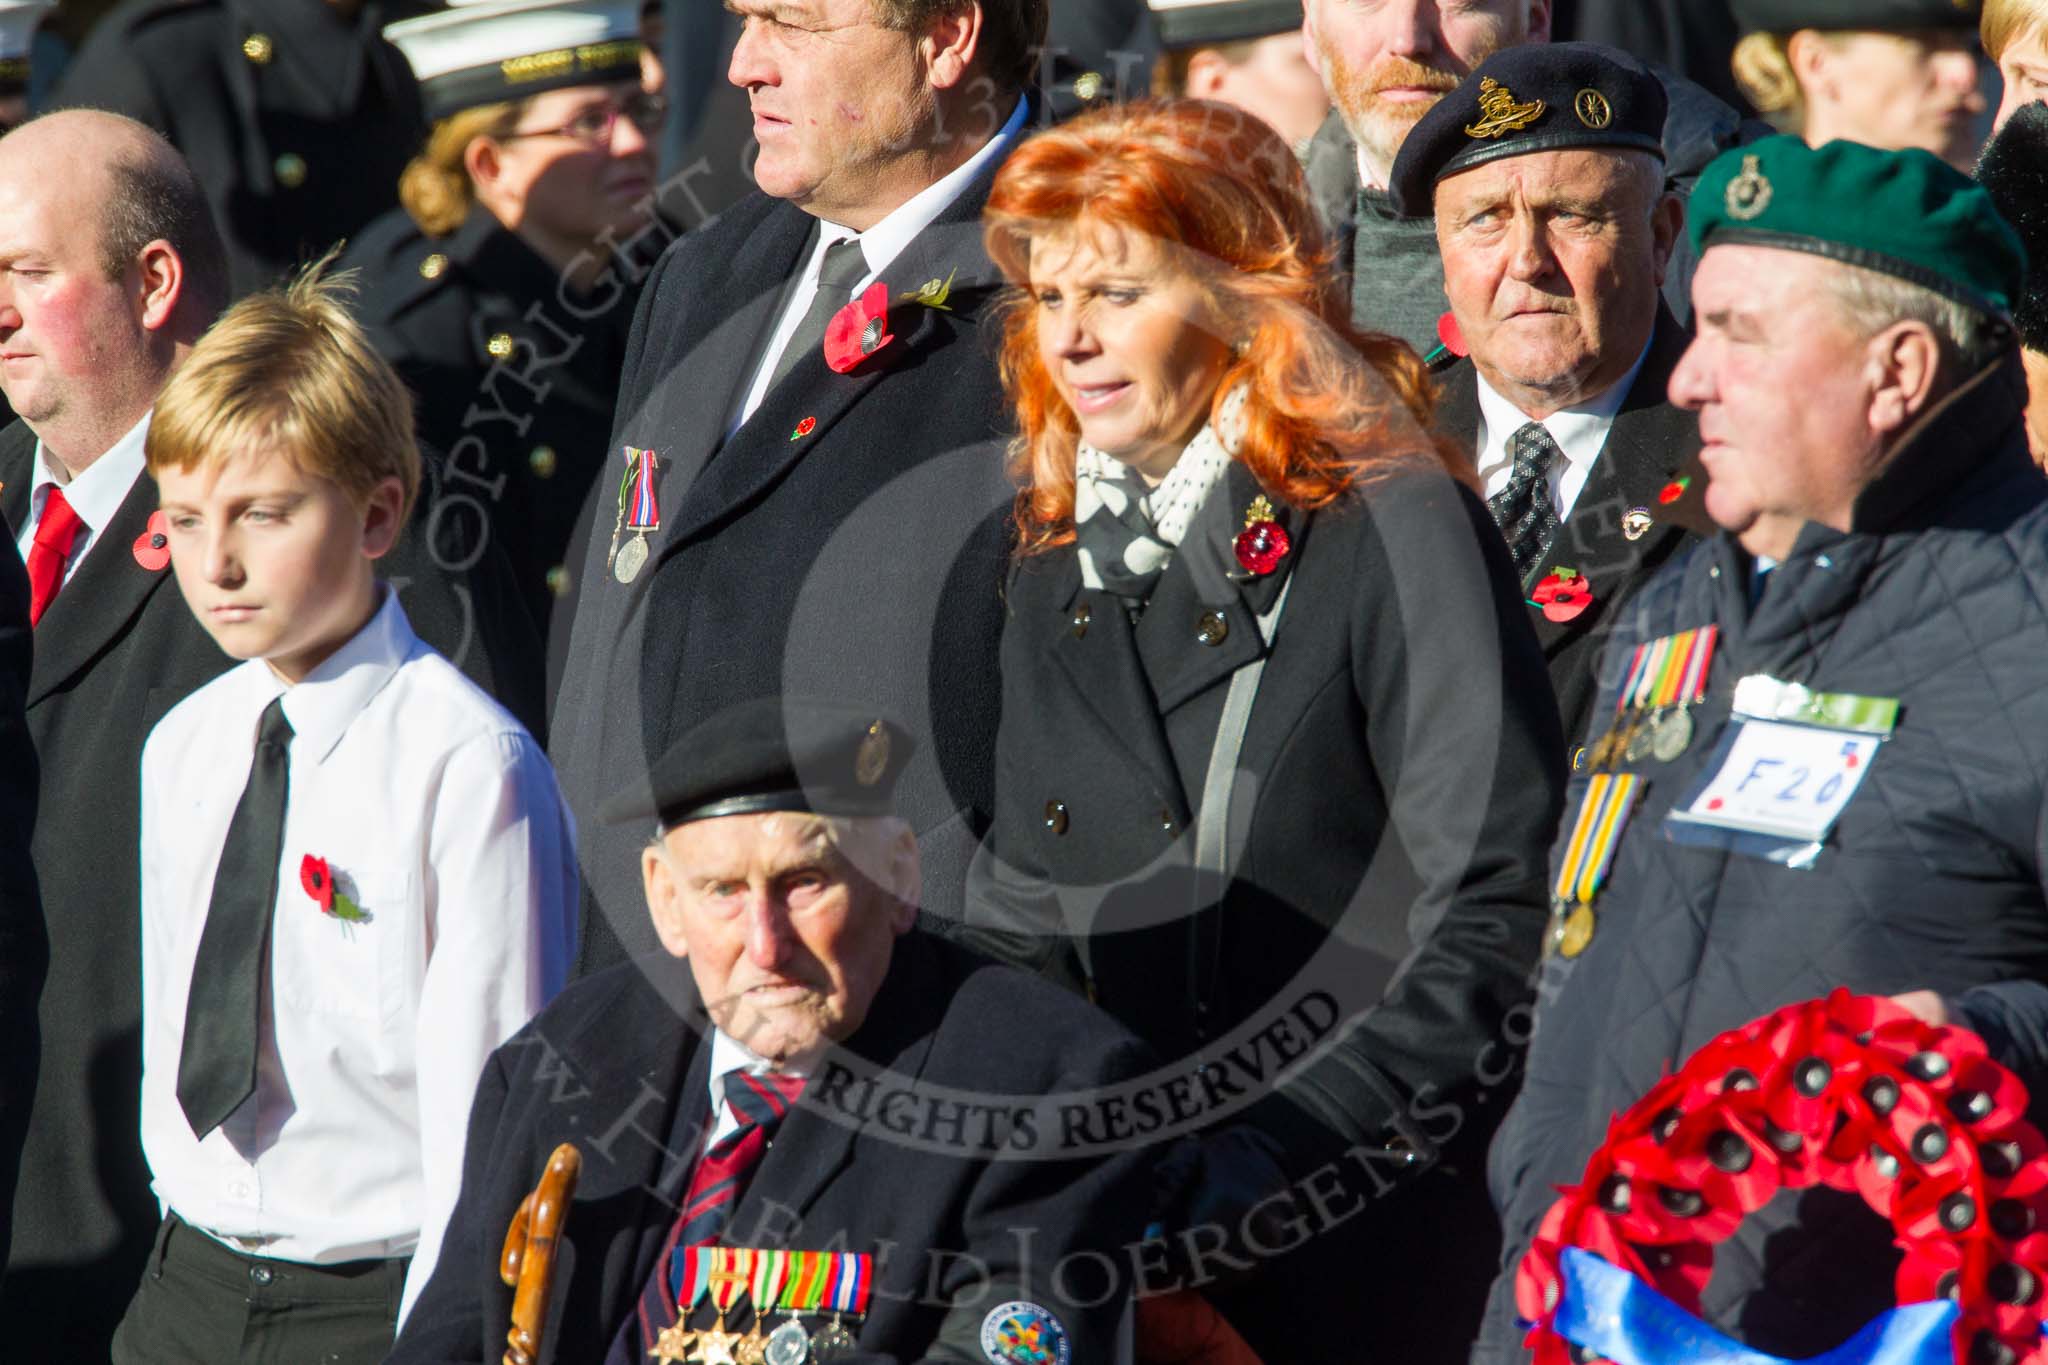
[391,698,1155,1364]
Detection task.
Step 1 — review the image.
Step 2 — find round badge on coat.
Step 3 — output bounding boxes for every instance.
[979,1302,1071,1365]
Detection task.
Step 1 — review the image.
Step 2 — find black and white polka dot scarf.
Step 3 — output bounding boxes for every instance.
[1074,387,1247,611]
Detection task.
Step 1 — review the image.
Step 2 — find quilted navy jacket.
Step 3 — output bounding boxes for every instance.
[1475,354,2048,1363]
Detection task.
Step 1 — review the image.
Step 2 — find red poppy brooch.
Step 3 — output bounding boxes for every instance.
[133,511,170,572]
[1234,496,1292,577]
[1532,567,1594,624]
[824,282,896,374]
[300,854,370,924]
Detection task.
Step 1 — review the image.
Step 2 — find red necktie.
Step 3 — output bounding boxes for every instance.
[25,487,84,626]
[628,1070,805,1359]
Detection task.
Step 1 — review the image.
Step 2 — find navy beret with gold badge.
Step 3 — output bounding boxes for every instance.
[599,697,914,829]
[1388,42,1668,217]
[1727,0,1980,35]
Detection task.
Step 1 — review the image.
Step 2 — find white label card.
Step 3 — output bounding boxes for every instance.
[1668,720,1882,842]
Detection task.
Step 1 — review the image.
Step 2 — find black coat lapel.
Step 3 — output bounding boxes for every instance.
[658,184,1006,555]
[1036,554,1186,809]
[0,422,31,536]
[28,464,184,708]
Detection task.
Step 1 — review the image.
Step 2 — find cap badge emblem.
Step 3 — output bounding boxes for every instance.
[1574,89,1613,130]
[1465,77,1546,140]
[1726,154,1773,222]
[855,721,890,787]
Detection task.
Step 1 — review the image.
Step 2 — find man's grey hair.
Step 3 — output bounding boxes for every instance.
[1821,256,2013,381]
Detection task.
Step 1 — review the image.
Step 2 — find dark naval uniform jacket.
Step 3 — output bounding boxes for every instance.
[1477,356,2048,1363]
[963,455,1566,1364]
[1432,309,1711,750]
[390,931,1156,1364]
[0,420,541,1357]
[0,511,43,1285]
[342,205,644,647]
[550,158,1016,975]
[52,0,427,297]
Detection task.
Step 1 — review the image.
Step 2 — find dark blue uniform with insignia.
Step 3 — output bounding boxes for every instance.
[342,203,643,645]
[52,0,427,298]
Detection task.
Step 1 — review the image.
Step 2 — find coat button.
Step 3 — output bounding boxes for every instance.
[1196,610,1228,646]
[1044,801,1069,835]
[1070,601,1091,639]
[242,32,273,62]
[486,332,515,359]
[529,445,557,478]
[272,153,306,188]
[545,566,570,597]
[249,1263,274,1286]
[418,252,448,280]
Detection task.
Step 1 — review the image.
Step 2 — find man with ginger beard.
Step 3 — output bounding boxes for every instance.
[1301,0,1760,349]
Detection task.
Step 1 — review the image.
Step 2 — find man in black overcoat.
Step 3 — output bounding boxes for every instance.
[1391,43,1714,752]
[551,0,1048,973]
[49,0,428,297]
[0,110,541,1358]
[0,513,43,1283]
[392,698,1154,1364]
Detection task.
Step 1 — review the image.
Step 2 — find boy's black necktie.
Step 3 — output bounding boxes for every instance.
[177,696,294,1139]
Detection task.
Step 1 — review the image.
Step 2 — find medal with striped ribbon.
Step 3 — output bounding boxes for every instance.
[1546,772,1643,960]
[810,1252,871,1360]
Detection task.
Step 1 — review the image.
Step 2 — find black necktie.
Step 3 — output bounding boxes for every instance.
[177,696,294,1139]
[766,236,869,396]
[1488,421,1563,582]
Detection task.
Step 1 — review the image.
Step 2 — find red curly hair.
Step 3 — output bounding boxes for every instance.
[984,98,1463,556]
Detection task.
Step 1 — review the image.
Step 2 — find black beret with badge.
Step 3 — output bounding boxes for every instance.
[1727,0,1981,34]
[1388,41,1669,217]
[599,697,914,830]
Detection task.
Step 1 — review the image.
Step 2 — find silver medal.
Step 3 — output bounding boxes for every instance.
[764,1318,811,1365]
[614,534,649,584]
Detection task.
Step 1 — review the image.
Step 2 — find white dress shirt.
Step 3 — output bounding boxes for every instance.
[1472,339,1653,521]
[11,412,150,581]
[729,97,1031,434]
[138,588,579,1324]
[705,1029,813,1147]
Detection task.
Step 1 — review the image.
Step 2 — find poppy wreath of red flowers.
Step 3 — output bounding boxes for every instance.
[824,282,896,374]
[1516,989,2048,1365]
[1532,568,1594,624]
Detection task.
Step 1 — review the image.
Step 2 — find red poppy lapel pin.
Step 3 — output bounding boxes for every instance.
[300,854,371,924]
[1659,476,1692,506]
[132,510,170,571]
[1531,567,1594,624]
[824,282,897,374]
[1436,310,1469,359]
[1234,495,1292,576]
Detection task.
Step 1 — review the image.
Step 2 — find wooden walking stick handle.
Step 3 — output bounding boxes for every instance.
[500,1143,582,1365]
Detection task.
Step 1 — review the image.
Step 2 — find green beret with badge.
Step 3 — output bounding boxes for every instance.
[1690,134,2027,319]
[598,696,914,830]
[1388,41,1669,217]
[1727,0,1981,34]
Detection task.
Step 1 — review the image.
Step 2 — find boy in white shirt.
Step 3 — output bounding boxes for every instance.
[114,267,579,1365]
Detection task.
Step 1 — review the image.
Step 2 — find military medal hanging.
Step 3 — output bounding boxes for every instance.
[811,1252,871,1360]
[737,1249,794,1365]
[1547,772,1642,960]
[1593,626,1718,769]
[653,1247,714,1365]
[765,1249,835,1364]
[692,1246,757,1365]
[610,445,661,584]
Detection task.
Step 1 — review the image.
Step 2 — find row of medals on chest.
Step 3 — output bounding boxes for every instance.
[652,1275,862,1364]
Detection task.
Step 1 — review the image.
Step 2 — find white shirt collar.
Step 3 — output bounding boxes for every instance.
[1473,335,1653,483]
[239,587,421,764]
[814,98,1030,284]
[29,411,152,536]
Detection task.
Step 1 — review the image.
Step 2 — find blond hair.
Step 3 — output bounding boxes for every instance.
[1731,30,1806,127]
[1987,0,2048,59]
[146,260,421,520]
[398,102,520,237]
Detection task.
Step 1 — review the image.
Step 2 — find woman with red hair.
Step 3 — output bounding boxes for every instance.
[963,101,1565,1364]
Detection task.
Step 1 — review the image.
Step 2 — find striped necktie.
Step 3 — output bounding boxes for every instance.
[631,1070,805,1357]
[1489,420,1564,582]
